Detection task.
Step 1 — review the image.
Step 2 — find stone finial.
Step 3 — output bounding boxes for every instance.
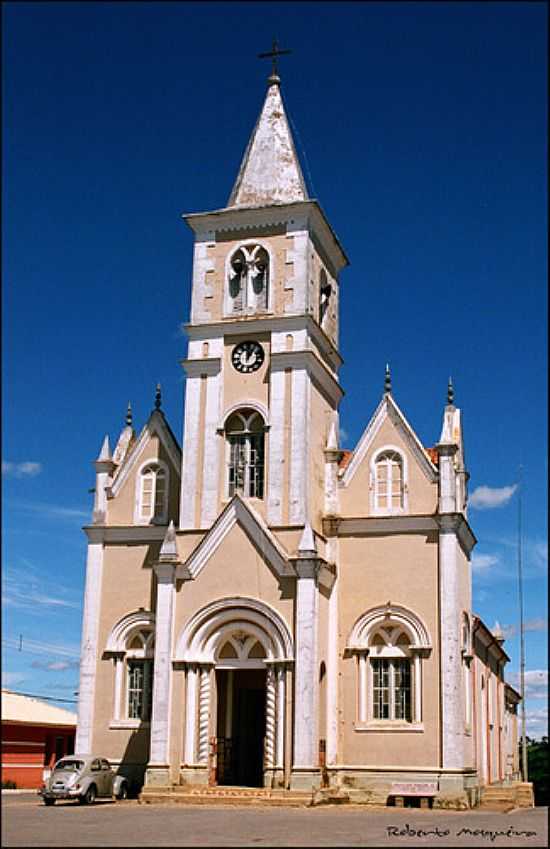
[326,422,338,451]
[384,363,392,395]
[125,402,133,427]
[97,435,112,462]
[492,620,505,644]
[159,520,178,561]
[447,377,455,406]
[298,522,317,555]
[154,383,162,411]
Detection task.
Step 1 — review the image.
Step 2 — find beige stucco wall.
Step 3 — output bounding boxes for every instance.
[339,415,438,517]
[92,543,157,758]
[309,382,336,534]
[337,532,440,767]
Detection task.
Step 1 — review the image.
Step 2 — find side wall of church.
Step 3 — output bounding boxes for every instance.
[92,543,157,759]
[337,532,440,767]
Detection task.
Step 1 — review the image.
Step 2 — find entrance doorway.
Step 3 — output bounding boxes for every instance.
[216,669,266,787]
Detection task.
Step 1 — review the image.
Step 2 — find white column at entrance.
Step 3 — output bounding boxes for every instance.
[265,666,276,768]
[198,665,211,764]
[293,525,319,772]
[149,535,177,771]
[358,653,368,724]
[75,540,104,755]
[184,665,198,765]
[275,665,285,769]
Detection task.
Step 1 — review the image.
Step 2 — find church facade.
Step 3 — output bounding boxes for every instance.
[75,68,520,805]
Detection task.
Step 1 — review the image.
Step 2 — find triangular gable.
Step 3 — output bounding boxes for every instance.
[341,395,438,487]
[181,494,295,580]
[110,410,181,498]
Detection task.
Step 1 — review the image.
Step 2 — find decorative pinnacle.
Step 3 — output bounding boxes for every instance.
[125,402,133,427]
[154,383,162,411]
[384,363,392,395]
[447,377,454,406]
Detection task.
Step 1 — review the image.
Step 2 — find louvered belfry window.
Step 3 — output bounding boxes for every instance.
[226,410,265,499]
[228,245,269,314]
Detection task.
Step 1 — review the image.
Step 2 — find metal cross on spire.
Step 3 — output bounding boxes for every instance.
[258,39,292,83]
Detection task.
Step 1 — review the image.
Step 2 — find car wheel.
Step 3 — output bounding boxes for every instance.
[116,782,128,800]
[44,798,55,806]
[83,784,97,805]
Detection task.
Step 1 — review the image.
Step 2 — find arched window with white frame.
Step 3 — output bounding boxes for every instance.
[104,612,155,728]
[225,409,265,499]
[137,461,168,524]
[227,244,269,315]
[348,604,431,729]
[372,449,405,513]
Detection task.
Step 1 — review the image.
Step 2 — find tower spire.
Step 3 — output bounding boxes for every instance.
[227,65,308,208]
[154,383,162,412]
[125,401,133,427]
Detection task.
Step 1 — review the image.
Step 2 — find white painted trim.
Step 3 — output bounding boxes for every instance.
[267,368,286,525]
[271,350,343,406]
[175,596,294,663]
[439,527,464,769]
[347,603,432,652]
[325,538,339,766]
[329,515,438,535]
[110,411,181,499]
[341,395,437,488]
[289,368,309,525]
[179,375,202,529]
[199,369,222,528]
[133,458,170,526]
[179,495,293,579]
[292,572,318,768]
[75,543,104,755]
[369,444,409,516]
[219,399,270,430]
[149,572,175,765]
[105,610,155,654]
[184,666,198,765]
[84,526,167,543]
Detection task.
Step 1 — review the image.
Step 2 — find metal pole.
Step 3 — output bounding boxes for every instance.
[517,465,528,781]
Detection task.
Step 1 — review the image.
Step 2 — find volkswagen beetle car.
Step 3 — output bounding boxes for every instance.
[39,755,128,805]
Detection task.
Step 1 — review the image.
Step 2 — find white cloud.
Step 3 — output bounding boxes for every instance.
[2,461,42,478]
[500,618,547,640]
[2,584,81,612]
[339,427,349,445]
[2,637,80,659]
[471,553,499,571]
[468,484,517,510]
[1,671,26,688]
[509,669,548,700]
[31,659,80,672]
[525,707,548,740]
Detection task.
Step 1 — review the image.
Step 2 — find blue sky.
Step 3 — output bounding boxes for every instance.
[2,2,547,736]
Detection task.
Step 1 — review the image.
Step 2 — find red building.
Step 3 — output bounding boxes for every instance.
[1,690,76,789]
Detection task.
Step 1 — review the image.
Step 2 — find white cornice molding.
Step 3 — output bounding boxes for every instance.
[110,411,181,499]
[183,200,349,271]
[326,515,438,536]
[182,314,343,372]
[178,494,295,580]
[437,513,477,556]
[270,350,343,405]
[180,358,221,378]
[341,395,438,487]
[83,525,167,544]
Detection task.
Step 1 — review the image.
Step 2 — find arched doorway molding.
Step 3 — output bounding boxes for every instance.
[175,598,293,783]
[175,597,293,664]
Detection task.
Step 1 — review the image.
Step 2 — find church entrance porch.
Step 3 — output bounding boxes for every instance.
[216,669,266,787]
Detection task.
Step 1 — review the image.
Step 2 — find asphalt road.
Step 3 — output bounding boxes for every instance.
[1,793,547,847]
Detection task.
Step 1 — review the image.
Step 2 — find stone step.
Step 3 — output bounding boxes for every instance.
[139,785,312,807]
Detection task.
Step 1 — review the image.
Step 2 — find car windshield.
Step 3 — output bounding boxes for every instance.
[54,760,84,772]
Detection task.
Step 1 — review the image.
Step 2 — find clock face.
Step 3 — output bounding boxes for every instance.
[231,341,265,374]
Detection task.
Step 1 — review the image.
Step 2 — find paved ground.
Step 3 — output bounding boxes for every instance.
[1,793,547,847]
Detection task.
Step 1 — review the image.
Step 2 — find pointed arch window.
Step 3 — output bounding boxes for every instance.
[228,244,269,315]
[374,450,404,511]
[105,614,155,728]
[138,462,168,524]
[225,409,265,499]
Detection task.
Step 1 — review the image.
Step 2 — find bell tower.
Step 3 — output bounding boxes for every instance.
[179,66,348,533]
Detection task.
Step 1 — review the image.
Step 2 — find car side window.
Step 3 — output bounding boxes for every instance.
[101,759,110,770]
[91,759,101,772]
